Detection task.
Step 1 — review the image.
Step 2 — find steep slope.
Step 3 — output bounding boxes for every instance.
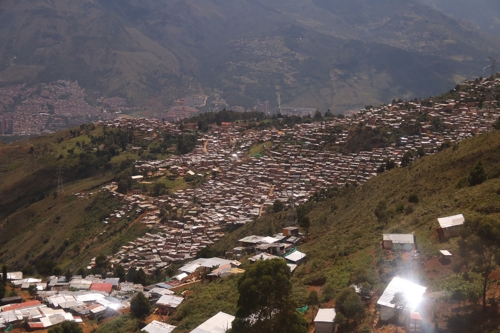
[0,0,499,111]
[167,130,500,332]
[418,0,500,35]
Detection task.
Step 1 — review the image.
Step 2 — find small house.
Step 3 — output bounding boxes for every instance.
[437,214,464,240]
[282,227,300,237]
[382,234,416,252]
[142,320,176,333]
[156,295,184,315]
[314,308,336,333]
[285,251,307,265]
[377,277,426,321]
[190,311,235,333]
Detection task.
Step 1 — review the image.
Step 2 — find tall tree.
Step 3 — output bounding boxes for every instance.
[468,161,488,186]
[335,287,365,330]
[130,292,151,320]
[232,259,308,333]
[114,265,126,282]
[459,217,500,310]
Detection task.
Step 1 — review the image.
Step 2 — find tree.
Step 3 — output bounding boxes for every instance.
[152,182,167,197]
[232,259,308,333]
[306,290,320,307]
[400,151,413,167]
[298,216,310,236]
[76,267,87,278]
[48,321,82,333]
[322,282,335,302]
[272,199,284,213]
[374,200,388,225]
[28,284,38,297]
[130,292,151,319]
[390,292,408,332]
[134,268,148,286]
[92,254,109,277]
[335,287,365,329]
[314,110,323,119]
[459,217,500,311]
[386,160,395,170]
[114,265,126,282]
[127,267,137,283]
[468,161,487,186]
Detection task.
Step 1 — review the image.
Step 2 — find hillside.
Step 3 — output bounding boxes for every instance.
[1,97,500,331]
[419,0,500,35]
[1,0,500,111]
[179,130,500,333]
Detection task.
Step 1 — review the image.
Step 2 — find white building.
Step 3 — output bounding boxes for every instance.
[142,320,176,333]
[377,277,426,321]
[437,214,464,239]
[314,308,336,333]
[190,311,234,333]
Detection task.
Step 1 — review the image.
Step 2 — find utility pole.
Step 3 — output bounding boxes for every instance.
[484,57,499,79]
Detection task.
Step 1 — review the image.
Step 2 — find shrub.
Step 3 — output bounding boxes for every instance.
[322,283,335,302]
[408,193,419,204]
[468,161,487,186]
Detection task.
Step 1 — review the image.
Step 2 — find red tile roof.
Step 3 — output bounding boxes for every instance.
[90,283,113,293]
[3,300,41,311]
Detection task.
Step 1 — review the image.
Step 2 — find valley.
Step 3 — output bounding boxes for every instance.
[1,76,500,332]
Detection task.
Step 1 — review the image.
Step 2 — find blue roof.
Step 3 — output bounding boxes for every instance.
[156,283,173,289]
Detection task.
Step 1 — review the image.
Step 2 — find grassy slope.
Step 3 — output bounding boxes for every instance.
[0,128,149,270]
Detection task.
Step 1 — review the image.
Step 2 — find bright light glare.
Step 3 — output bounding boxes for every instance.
[404,288,424,310]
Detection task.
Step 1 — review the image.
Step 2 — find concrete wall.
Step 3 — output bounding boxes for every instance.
[314,321,335,333]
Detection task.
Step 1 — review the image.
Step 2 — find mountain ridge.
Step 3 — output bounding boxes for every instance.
[1,0,500,112]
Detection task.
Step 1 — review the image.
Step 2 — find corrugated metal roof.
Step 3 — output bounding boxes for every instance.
[285,251,306,263]
[142,320,176,333]
[437,214,464,229]
[190,311,234,333]
[382,234,414,244]
[157,295,184,309]
[314,308,336,323]
[377,277,426,312]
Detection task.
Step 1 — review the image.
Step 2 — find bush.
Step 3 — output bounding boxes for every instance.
[468,161,487,186]
[322,283,335,302]
[408,193,419,204]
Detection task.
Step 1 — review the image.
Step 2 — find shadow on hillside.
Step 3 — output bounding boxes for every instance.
[445,304,500,333]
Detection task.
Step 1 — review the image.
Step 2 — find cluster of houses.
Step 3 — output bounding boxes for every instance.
[0,80,116,136]
[374,213,466,331]
[0,272,139,330]
[0,268,238,333]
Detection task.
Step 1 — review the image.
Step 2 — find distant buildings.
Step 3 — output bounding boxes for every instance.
[0,119,13,134]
